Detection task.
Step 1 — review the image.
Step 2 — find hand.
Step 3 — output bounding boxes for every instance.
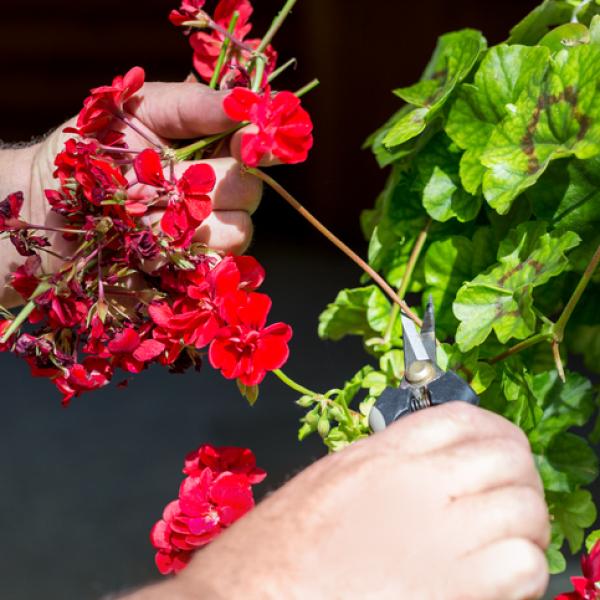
[169,403,550,600]
[0,81,263,307]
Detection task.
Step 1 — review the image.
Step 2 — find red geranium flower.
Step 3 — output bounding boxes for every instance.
[151,445,264,576]
[76,67,145,137]
[556,539,600,599]
[133,149,215,247]
[223,87,313,166]
[189,0,254,82]
[54,359,112,406]
[108,327,165,374]
[209,290,292,386]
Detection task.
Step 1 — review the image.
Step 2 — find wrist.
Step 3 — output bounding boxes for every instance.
[0,145,38,202]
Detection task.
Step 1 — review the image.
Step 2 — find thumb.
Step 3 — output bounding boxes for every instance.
[130,81,235,139]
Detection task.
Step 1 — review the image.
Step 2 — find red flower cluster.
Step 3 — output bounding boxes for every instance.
[151,444,265,574]
[0,62,292,405]
[556,540,600,599]
[150,255,292,386]
[224,87,314,166]
[171,0,277,87]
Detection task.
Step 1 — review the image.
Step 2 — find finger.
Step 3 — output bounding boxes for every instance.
[130,82,235,139]
[379,402,531,458]
[451,538,549,600]
[449,486,551,553]
[421,437,543,499]
[230,125,282,167]
[193,210,253,255]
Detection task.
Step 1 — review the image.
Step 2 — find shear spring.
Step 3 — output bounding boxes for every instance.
[410,392,432,412]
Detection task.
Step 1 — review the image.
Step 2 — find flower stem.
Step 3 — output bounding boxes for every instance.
[553,242,600,342]
[268,57,297,83]
[210,11,239,89]
[257,0,299,54]
[251,56,267,92]
[1,282,52,343]
[295,79,320,98]
[175,125,244,161]
[489,332,551,365]
[383,220,431,343]
[117,114,163,149]
[273,369,319,396]
[247,167,423,326]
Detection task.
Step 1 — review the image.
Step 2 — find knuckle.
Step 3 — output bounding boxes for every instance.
[438,401,482,431]
[506,539,550,597]
[509,487,551,546]
[231,212,254,254]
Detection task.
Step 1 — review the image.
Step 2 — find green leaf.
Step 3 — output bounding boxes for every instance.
[586,529,600,552]
[422,166,482,223]
[508,1,578,45]
[424,236,480,335]
[446,44,551,195]
[549,489,597,553]
[318,286,386,342]
[547,526,567,574]
[535,432,599,492]
[528,370,595,448]
[530,156,600,236]
[501,361,542,431]
[383,29,486,150]
[481,45,600,214]
[436,343,497,394]
[453,223,580,351]
[540,22,590,52]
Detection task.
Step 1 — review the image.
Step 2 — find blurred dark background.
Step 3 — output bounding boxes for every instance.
[0,1,578,598]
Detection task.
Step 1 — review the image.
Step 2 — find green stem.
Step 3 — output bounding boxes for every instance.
[273,369,319,396]
[383,220,431,343]
[572,0,592,23]
[209,11,239,89]
[489,332,551,365]
[175,125,244,161]
[268,57,298,83]
[251,56,267,92]
[295,78,320,98]
[1,282,52,343]
[247,167,424,327]
[257,0,299,54]
[553,242,600,342]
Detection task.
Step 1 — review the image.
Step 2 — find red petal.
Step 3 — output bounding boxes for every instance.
[108,328,140,354]
[155,551,175,575]
[134,149,166,187]
[223,87,260,122]
[122,66,145,99]
[185,195,212,222]
[133,339,165,362]
[149,303,174,328]
[179,163,216,195]
[150,520,172,549]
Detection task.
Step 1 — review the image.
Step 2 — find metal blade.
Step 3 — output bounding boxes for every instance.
[421,296,437,363]
[401,312,429,373]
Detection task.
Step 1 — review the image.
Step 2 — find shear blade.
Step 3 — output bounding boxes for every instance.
[401,313,429,371]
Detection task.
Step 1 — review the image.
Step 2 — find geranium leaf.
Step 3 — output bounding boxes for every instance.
[383,29,487,150]
[481,45,600,214]
[535,433,599,492]
[446,44,550,195]
[548,489,597,553]
[508,1,579,45]
[453,223,580,351]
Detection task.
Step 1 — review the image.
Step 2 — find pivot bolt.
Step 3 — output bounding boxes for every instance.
[405,360,436,385]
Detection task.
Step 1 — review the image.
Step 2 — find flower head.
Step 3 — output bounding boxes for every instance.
[223,87,313,166]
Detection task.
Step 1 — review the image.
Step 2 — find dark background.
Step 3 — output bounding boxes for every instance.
[0,1,578,598]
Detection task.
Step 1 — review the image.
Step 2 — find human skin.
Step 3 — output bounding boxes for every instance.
[0,84,551,600]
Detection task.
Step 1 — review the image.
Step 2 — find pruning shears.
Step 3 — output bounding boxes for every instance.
[369,299,479,432]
